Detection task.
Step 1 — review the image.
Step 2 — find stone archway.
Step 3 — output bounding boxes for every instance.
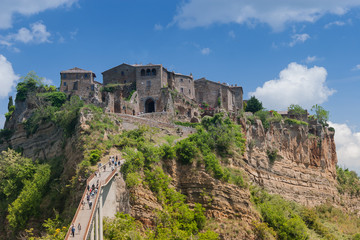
[145,98,155,113]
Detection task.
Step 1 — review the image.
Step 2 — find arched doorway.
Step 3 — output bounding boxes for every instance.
[145,98,155,113]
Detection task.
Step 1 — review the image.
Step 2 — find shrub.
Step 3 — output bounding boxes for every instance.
[125,172,141,188]
[203,153,225,180]
[175,138,198,164]
[55,95,84,136]
[160,144,176,160]
[89,149,101,165]
[253,221,277,240]
[255,110,270,130]
[174,121,200,128]
[353,233,360,240]
[267,149,278,165]
[121,148,145,178]
[328,127,335,132]
[336,166,360,196]
[198,230,219,240]
[37,92,67,108]
[284,118,308,126]
[103,212,142,240]
[288,104,307,115]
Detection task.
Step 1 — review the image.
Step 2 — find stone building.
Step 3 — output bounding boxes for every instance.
[59,63,243,121]
[194,78,243,113]
[60,67,101,100]
[102,63,195,114]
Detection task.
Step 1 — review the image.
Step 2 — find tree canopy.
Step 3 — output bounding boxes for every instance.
[311,104,329,126]
[246,96,263,113]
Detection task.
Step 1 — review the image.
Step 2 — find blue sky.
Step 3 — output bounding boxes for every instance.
[0,0,360,172]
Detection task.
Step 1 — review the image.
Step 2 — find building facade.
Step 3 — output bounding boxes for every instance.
[60,63,243,119]
[60,67,100,100]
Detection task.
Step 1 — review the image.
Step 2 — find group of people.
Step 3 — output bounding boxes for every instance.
[69,154,123,238]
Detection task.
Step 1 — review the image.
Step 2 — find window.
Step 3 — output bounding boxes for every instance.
[63,74,67,79]
[189,89,191,94]
[146,69,151,76]
[180,78,184,82]
[152,69,156,76]
[73,82,78,90]
[141,69,145,76]
[181,88,184,93]
[63,82,67,86]
[124,80,127,84]
[84,73,88,78]
[91,84,94,91]
[121,71,124,76]
[146,80,151,88]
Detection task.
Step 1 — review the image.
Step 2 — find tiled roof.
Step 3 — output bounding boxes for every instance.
[61,67,92,73]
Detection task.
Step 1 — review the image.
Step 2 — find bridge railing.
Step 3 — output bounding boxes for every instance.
[82,168,118,240]
[64,172,96,240]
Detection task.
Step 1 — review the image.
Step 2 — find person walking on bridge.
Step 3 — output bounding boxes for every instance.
[78,223,81,234]
[70,224,75,237]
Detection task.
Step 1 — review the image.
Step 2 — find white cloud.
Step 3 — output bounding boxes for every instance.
[289,33,310,47]
[330,122,360,174]
[173,0,360,31]
[0,55,19,98]
[305,56,318,63]
[352,64,360,70]
[11,22,50,43]
[0,0,78,29]
[0,22,51,46]
[228,30,235,38]
[201,47,210,55]
[324,20,346,28]
[249,62,335,110]
[154,24,163,31]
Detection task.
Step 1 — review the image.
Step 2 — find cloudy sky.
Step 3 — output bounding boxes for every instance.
[0,0,360,173]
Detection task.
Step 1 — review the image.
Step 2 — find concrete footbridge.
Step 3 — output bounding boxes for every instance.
[65,159,124,240]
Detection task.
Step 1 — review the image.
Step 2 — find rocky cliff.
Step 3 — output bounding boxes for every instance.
[240,118,360,213]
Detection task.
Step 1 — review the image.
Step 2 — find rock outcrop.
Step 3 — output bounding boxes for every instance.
[242,119,342,208]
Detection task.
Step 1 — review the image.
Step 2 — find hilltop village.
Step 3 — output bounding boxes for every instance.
[59,63,243,121]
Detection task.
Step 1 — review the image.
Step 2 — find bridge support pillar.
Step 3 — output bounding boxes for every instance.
[95,209,99,240]
[99,191,104,240]
[90,220,95,240]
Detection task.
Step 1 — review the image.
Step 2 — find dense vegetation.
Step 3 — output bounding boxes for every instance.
[0,150,66,236]
[252,187,360,240]
[336,166,360,196]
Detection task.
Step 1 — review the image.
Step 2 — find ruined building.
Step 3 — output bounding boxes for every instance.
[60,63,243,119]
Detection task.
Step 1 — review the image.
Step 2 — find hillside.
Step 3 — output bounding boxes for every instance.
[0,74,360,239]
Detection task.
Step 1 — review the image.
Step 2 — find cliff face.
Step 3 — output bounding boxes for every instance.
[127,159,260,239]
[243,119,340,207]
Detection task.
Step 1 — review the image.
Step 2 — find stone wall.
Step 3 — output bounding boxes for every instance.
[60,72,98,100]
[194,78,243,113]
[102,64,136,85]
[174,74,195,100]
[136,66,166,113]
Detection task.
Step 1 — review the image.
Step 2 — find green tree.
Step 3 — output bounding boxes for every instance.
[7,96,13,110]
[246,96,263,113]
[288,104,306,115]
[7,164,51,230]
[16,71,44,101]
[311,104,329,126]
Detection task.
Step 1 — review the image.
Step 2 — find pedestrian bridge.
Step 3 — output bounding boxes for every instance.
[65,163,122,240]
